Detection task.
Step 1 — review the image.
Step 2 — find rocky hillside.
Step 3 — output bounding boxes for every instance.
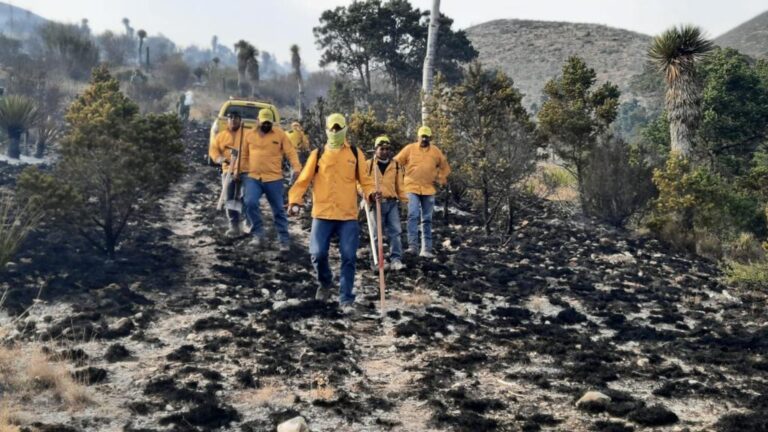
[0,124,766,431]
[715,10,768,59]
[465,19,652,108]
[0,2,47,39]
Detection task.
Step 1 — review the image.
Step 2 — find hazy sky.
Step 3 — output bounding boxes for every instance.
[9,0,767,69]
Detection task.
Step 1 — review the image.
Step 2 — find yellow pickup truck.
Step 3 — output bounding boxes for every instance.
[209,98,281,146]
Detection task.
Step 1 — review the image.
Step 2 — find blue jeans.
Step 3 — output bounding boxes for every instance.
[368,200,403,261]
[309,219,359,304]
[407,193,435,252]
[243,177,289,244]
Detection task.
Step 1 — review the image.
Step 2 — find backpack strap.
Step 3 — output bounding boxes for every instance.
[314,145,359,176]
[313,147,324,173]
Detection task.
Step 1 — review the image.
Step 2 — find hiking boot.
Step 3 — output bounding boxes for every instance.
[405,246,418,255]
[225,223,241,238]
[419,249,435,259]
[390,259,406,271]
[315,285,332,302]
[340,302,370,318]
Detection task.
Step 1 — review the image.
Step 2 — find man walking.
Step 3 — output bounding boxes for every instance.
[365,135,407,270]
[209,112,248,237]
[394,126,451,258]
[241,109,301,251]
[288,113,377,314]
[287,121,311,166]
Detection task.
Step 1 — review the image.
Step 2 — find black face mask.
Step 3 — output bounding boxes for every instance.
[260,123,272,133]
[420,137,430,147]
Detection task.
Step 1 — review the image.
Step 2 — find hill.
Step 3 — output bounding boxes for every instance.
[465,19,652,108]
[0,1,48,38]
[715,10,768,59]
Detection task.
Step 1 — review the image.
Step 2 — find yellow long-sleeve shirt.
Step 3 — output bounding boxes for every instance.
[394,143,451,196]
[287,130,311,152]
[289,144,375,221]
[362,158,408,202]
[209,128,250,174]
[242,127,302,182]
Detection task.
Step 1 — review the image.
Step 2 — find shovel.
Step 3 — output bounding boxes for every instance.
[217,127,246,213]
[373,157,386,313]
[363,200,378,267]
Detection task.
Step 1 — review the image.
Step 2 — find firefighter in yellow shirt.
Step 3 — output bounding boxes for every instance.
[241,109,302,251]
[208,112,248,237]
[364,135,408,270]
[394,126,451,258]
[288,113,378,314]
[287,121,311,165]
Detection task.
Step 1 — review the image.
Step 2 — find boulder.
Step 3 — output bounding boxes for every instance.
[277,416,309,432]
[576,391,611,407]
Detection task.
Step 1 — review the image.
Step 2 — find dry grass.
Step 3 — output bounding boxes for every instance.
[524,163,579,203]
[309,373,336,401]
[309,385,336,401]
[400,289,432,307]
[11,349,92,410]
[0,345,20,387]
[0,403,20,432]
[234,382,295,407]
[26,349,90,408]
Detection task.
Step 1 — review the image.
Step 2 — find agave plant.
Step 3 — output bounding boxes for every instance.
[0,96,39,159]
[648,25,714,158]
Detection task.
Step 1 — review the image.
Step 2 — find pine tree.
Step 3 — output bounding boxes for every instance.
[18,66,184,258]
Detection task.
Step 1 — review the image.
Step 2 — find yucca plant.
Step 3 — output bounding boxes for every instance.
[290,44,304,119]
[648,25,714,158]
[0,96,39,159]
[234,40,256,97]
[136,29,147,68]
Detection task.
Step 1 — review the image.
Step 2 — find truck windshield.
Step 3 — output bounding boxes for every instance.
[224,105,259,120]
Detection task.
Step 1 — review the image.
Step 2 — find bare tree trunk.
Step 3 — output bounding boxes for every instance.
[138,39,144,68]
[35,135,46,159]
[667,73,701,158]
[7,131,21,159]
[421,0,440,125]
[297,79,304,120]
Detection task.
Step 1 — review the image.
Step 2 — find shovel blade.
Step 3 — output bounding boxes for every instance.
[225,200,243,212]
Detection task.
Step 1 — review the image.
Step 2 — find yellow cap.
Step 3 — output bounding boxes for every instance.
[326,113,346,129]
[374,135,391,147]
[258,109,274,123]
[418,126,432,137]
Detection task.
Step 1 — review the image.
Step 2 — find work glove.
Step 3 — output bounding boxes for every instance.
[369,192,382,202]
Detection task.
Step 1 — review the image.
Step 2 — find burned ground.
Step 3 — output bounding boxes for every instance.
[0,123,766,431]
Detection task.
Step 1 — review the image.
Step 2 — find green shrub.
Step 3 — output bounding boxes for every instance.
[541,165,576,190]
[582,134,657,227]
[17,66,184,258]
[649,155,767,252]
[725,261,768,289]
[728,232,766,264]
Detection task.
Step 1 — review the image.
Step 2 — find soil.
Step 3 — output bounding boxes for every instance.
[1,122,766,431]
